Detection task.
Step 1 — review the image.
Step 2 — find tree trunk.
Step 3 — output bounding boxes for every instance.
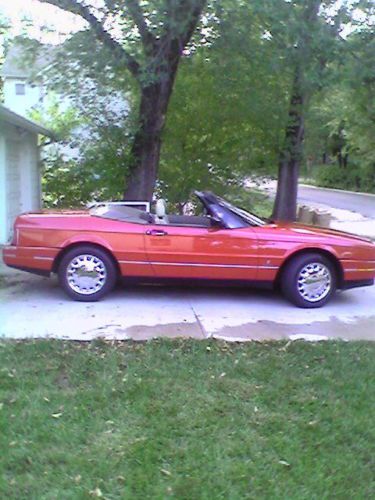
[124,81,173,201]
[272,68,305,221]
[123,75,178,201]
[272,0,321,222]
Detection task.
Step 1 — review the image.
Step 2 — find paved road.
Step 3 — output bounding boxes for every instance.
[297,185,375,217]
[1,265,374,342]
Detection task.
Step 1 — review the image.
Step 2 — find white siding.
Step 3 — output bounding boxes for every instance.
[0,135,6,244]
[3,78,44,118]
[0,125,41,244]
[5,139,22,233]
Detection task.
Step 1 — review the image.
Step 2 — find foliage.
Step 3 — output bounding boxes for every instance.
[35,0,209,200]
[160,0,292,206]
[0,15,12,100]
[1,339,375,498]
[40,140,133,208]
[225,186,273,219]
[26,58,137,206]
[304,17,375,192]
[315,164,375,193]
[28,0,291,207]
[16,0,375,205]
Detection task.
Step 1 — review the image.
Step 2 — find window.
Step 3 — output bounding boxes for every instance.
[15,83,26,95]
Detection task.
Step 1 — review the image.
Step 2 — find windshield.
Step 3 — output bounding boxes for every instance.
[216,196,266,226]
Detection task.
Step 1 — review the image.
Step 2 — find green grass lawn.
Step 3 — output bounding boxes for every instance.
[1,339,374,499]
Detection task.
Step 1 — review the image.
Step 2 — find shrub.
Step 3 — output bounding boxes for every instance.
[315,164,375,193]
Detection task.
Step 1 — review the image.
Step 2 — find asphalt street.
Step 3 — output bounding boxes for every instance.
[251,181,375,237]
[297,185,375,218]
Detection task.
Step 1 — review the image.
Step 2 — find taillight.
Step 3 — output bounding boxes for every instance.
[9,225,18,245]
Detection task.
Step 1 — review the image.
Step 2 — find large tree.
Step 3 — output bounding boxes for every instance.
[39,0,207,201]
[268,0,323,220]
[160,0,291,207]
[270,0,372,219]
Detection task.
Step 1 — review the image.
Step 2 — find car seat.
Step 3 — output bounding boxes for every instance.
[155,199,169,224]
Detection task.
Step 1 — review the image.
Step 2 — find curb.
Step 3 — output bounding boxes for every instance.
[299,184,375,198]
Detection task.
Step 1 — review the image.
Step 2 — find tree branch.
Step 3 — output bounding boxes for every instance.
[38,0,140,78]
[163,0,207,60]
[181,0,208,48]
[125,0,157,52]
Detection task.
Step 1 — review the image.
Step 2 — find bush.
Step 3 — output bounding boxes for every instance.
[315,164,375,193]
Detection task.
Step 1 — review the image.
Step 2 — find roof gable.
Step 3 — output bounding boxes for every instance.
[0,104,56,138]
[1,41,55,79]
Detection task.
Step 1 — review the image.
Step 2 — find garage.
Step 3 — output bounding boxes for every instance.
[0,104,54,244]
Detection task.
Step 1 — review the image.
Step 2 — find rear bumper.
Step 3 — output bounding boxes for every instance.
[2,245,58,275]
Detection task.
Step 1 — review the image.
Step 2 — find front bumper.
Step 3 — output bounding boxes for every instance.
[342,259,375,283]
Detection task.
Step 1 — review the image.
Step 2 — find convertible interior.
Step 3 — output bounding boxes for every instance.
[91,200,212,227]
[90,191,265,229]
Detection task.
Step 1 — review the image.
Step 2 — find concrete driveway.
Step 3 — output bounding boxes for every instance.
[1,263,374,342]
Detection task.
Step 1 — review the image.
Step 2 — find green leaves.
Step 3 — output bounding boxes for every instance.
[22,0,374,205]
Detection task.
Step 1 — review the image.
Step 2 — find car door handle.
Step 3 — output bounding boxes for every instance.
[146,229,168,236]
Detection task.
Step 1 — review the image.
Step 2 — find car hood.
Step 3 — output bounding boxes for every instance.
[266,221,374,244]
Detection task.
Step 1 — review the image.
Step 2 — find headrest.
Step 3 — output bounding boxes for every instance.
[155,199,167,217]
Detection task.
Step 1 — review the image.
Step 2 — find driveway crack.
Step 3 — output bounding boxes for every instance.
[189,303,208,338]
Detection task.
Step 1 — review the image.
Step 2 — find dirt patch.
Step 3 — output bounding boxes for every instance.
[0,277,24,289]
[212,316,375,341]
[118,321,205,340]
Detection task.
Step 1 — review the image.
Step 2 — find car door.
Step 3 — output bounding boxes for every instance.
[144,223,259,280]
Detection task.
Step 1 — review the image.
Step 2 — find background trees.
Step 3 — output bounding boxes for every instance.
[3,0,373,214]
[38,0,208,201]
[305,23,375,193]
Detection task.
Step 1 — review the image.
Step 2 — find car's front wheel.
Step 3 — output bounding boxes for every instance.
[58,246,117,301]
[280,253,337,308]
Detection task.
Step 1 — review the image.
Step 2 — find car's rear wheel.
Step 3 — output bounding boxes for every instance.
[280,253,336,308]
[58,246,117,301]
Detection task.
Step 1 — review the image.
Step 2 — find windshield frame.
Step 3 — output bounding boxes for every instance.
[216,196,266,227]
[195,191,266,227]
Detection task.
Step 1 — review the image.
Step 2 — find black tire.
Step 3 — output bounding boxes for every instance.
[280,253,337,308]
[58,245,117,301]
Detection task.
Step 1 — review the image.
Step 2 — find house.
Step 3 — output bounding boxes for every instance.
[2,40,129,163]
[0,104,54,245]
[1,42,54,118]
[0,40,130,241]
[2,40,128,124]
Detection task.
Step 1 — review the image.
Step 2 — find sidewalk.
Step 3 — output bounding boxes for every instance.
[297,202,375,239]
[312,207,374,240]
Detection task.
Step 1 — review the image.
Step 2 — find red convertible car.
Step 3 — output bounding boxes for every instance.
[3,191,375,307]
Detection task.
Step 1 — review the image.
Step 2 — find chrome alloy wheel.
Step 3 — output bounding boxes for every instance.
[66,254,107,295]
[297,262,332,303]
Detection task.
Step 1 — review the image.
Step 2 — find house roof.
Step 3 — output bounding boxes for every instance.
[0,104,56,138]
[1,41,55,79]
